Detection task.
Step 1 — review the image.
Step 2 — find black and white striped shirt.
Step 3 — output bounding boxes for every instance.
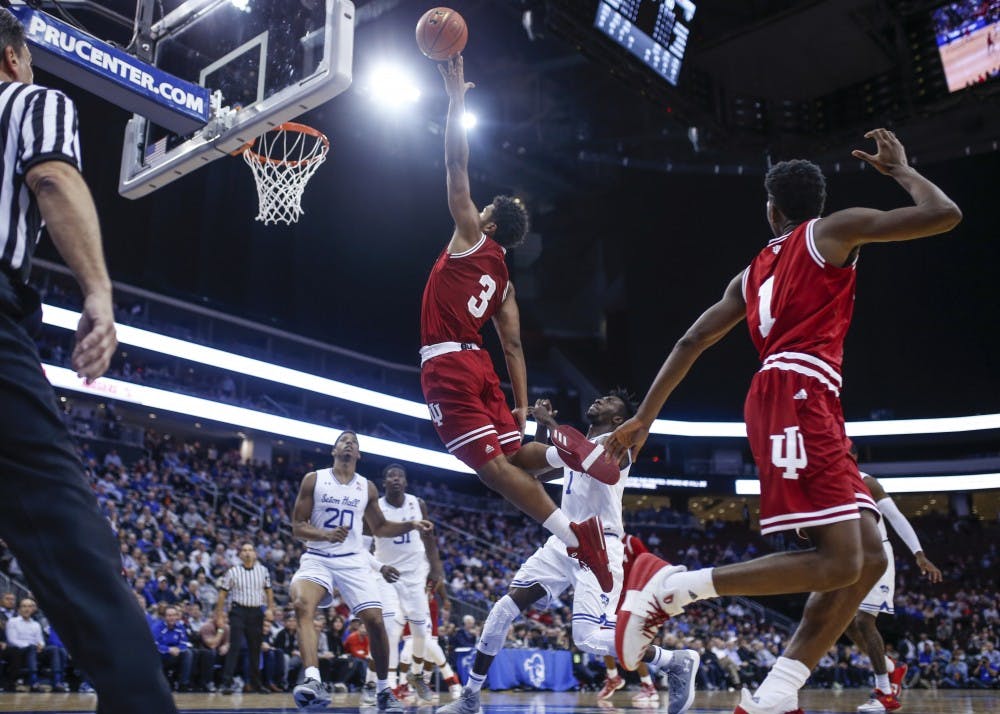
[219,562,271,608]
[0,81,81,282]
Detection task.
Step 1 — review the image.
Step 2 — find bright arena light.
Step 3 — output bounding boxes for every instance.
[735,473,1000,495]
[368,65,421,106]
[462,111,477,129]
[43,364,474,474]
[41,304,1000,438]
[230,0,251,12]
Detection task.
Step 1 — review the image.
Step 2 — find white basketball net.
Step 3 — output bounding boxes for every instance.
[241,123,329,225]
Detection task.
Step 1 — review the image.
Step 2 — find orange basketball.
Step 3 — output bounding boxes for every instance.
[416,7,468,61]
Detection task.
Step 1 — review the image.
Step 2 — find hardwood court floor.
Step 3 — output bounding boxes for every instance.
[0,688,996,712]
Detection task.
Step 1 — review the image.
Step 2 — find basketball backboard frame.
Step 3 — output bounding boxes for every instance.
[118,0,355,199]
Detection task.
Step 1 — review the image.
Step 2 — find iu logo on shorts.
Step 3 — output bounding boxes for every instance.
[770,425,807,479]
[428,403,443,427]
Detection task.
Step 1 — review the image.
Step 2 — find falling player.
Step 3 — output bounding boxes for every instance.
[288,431,433,713]
[846,445,942,713]
[609,129,961,714]
[438,395,699,714]
[373,464,445,703]
[422,54,617,591]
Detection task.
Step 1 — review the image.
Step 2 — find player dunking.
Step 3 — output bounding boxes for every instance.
[846,445,941,713]
[438,395,698,714]
[422,55,617,591]
[608,130,961,714]
[289,431,432,713]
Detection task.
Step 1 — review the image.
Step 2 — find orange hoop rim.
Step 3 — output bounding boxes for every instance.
[235,122,330,167]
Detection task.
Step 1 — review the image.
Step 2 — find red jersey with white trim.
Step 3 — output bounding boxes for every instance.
[420,235,510,347]
[742,218,857,381]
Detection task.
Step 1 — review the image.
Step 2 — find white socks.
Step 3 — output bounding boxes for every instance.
[885,656,895,674]
[875,673,891,692]
[304,666,320,682]
[543,510,579,547]
[467,671,486,693]
[750,657,810,711]
[665,567,718,602]
[545,446,567,469]
[606,665,618,679]
[377,678,388,693]
[639,672,653,686]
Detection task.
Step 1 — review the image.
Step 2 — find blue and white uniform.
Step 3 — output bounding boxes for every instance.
[291,468,382,615]
[374,494,432,627]
[510,434,630,633]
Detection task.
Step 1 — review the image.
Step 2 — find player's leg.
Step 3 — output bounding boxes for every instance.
[741,510,885,713]
[846,612,891,689]
[437,585,541,714]
[289,576,332,709]
[0,304,176,714]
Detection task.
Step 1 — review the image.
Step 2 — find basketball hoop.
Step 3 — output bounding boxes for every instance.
[238,123,330,225]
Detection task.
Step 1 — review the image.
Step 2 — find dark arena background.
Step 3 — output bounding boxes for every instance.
[0,0,998,713]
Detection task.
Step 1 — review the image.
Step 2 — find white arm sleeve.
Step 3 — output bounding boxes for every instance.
[366,551,384,573]
[877,497,923,554]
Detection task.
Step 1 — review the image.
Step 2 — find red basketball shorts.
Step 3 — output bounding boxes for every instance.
[744,368,876,535]
[420,349,522,470]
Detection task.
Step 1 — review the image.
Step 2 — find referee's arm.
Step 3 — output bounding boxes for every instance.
[214,573,229,628]
[22,91,115,382]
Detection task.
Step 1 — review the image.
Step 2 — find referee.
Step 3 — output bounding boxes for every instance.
[0,9,176,713]
[216,542,275,694]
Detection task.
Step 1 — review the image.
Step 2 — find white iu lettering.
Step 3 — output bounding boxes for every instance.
[770,425,807,479]
[428,402,444,427]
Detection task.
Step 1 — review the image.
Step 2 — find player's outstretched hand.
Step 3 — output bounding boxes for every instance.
[607,416,651,464]
[437,54,475,98]
[851,128,908,176]
[327,525,349,544]
[380,565,401,583]
[413,519,434,533]
[72,291,117,384]
[916,552,943,583]
[530,399,559,429]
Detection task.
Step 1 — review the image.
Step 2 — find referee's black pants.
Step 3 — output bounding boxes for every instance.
[223,605,264,688]
[0,273,176,713]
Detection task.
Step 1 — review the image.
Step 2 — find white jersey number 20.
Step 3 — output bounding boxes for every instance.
[467,274,497,318]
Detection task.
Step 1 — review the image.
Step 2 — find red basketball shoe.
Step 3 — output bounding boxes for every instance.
[551,425,621,485]
[858,689,902,712]
[567,516,613,592]
[615,553,688,670]
[889,660,908,696]
[596,674,624,700]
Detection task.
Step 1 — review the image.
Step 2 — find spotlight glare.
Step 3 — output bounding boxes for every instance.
[369,65,421,107]
[462,111,478,129]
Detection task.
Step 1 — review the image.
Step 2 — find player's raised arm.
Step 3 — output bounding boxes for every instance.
[438,55,480,253]
[492,282,529,432]
[813,129,962,266]
[607,272,747,463]
[363,482,432,538]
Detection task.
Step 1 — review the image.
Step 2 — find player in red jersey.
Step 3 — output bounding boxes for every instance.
[607,129,961,714]
[422,56,618,592]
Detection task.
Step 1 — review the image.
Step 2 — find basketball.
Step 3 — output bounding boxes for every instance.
[416,7,468,61]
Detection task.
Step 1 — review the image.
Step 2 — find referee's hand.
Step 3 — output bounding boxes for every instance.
[72,292,117,384]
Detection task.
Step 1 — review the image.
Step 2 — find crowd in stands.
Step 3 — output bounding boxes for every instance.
[0,435,997,694]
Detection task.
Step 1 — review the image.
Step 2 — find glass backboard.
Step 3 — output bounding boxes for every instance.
[119,0,354,198]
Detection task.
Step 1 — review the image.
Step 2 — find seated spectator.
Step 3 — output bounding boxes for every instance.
[44,626,69,693]
[154,606,194,691]
[453,615,478,649]
[196,612,229,692]
[4,598,44,692]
